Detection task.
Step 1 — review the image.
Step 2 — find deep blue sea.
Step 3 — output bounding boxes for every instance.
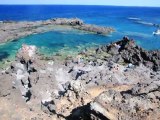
[0,5,160,62]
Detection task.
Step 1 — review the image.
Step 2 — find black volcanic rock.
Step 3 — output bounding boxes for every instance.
[96,36,160,71]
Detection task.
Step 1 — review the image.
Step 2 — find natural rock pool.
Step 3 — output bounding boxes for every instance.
[0,22,160,67]
[0,6,160,67]
[0,26,158,67]
[0,27,115,65]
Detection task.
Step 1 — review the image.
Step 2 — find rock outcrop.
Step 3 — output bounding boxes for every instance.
[96,36,160,71]
[0,37,159,120]
[52,18,84,26]
[10,44,37,101]
[0,18,114,43]
[90,79,160,120]
[73,24,114,34]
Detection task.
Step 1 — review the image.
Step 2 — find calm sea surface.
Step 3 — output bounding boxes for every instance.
[0,5,160,61]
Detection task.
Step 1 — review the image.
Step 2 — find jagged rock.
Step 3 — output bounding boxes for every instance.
[131,81,160,95]
[69,80,85,94]
[66,103,109,120]
[96,37,160,71]
[1,36,160,119]
[90,82,160,120]
[73,24,114,34]
[11,44,37,102]
[52,18,114,35]
[52,18,83,26]
[41,100,56,114]
[70,67,87,80]
[41,91,57,114]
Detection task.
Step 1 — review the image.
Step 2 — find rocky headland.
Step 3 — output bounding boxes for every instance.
[0,37,160,120]
[0,18,114,44]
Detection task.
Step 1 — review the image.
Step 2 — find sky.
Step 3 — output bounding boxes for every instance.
[0,0,160,7]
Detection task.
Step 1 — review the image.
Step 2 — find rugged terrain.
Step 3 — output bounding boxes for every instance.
[0,37,160,120]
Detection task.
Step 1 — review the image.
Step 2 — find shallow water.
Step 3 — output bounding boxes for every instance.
[0,5,160,63]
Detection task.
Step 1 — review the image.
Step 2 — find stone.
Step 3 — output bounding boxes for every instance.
[96,37,160,71]
[1,36,160,119]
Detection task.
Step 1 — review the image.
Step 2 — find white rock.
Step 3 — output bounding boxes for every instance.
[15,63,25,71]
[91,102,107,116]
[41,91,52,105]
[39,70,46,74]
[48,61,54,65]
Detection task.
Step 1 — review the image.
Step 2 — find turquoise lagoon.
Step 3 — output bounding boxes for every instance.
[0,5,160,65]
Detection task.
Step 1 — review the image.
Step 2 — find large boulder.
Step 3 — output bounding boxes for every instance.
[11,44,37,101]
[90,82,160,120]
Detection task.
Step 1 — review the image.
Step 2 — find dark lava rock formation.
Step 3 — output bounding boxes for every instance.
[96,36,160,71]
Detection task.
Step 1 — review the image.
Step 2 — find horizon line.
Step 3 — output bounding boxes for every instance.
[0,4,160,8]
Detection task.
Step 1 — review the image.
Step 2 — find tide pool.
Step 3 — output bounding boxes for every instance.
[0,28,114,63]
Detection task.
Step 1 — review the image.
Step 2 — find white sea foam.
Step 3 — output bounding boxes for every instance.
[128,17,141,21]
[135,21,154,26]
[123,31,151,38]
[128,17,155,27]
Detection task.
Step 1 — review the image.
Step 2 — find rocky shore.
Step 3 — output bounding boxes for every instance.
[0,18,114,44]
[0,37,160,120]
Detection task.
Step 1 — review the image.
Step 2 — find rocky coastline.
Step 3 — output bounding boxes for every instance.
[0,37,160,120]
[0,18,114,44]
